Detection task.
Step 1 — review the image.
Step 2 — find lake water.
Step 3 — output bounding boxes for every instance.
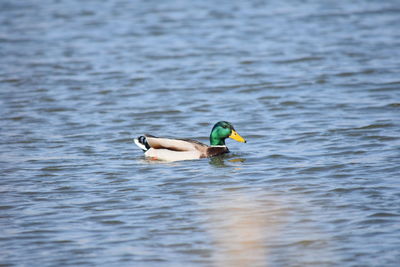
[1,0,400,266]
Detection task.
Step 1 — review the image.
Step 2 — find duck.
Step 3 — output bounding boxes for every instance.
[133,121,246,161]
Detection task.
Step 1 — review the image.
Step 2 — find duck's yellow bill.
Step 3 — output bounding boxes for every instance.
[229,130,246,143]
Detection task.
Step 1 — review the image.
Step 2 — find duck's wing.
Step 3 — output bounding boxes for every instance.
[145,135,208,152]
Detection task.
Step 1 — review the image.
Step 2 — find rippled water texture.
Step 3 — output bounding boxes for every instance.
[1,0,400,266]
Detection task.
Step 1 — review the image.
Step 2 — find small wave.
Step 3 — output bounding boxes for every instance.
[387,103,400,108]
[356,123,394,130]
[273,56,323,64]
[368,212,400,218]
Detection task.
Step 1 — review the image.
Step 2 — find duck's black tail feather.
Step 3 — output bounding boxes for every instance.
[134,136,150,151]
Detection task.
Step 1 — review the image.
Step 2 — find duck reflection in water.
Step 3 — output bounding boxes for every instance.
[209,153,246,167]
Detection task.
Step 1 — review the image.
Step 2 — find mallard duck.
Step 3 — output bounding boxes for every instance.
[133,121,246,161]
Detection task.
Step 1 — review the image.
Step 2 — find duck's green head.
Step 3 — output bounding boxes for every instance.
[210,121,246,146]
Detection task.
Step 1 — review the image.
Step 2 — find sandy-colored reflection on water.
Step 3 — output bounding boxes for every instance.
[204,193,284,267]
